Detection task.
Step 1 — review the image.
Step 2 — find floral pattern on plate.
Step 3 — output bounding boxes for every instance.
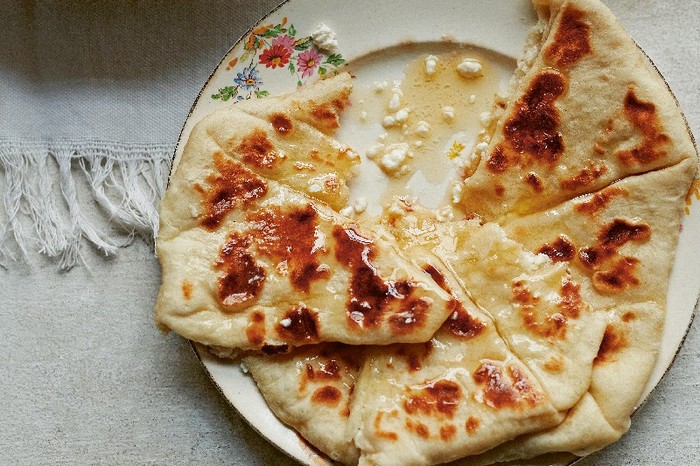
[212,18,346,102]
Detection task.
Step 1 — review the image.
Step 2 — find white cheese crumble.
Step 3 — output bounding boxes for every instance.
[415,120,430,137]
[387,92,401,111]
[436,206,454,222]
[456,58,483,78]
[469,94,477,104]
[279,318,292,328]
[365,143,384,160]
[359,111,368,122]
[480,111,494,128]
[394,108,409,123]
[308,182,323,193]
[311,23,338,52]
[451,181,463,204]
[239,362,249,374]
[474,142,489,156]
[354,198,368,214]
[373,80,388,92]
[519,251,552,270]
[339,206,354,217]
[382,115,396,128]
[442,106,455,121]
[380,143,410,173]
[424,55,439,76]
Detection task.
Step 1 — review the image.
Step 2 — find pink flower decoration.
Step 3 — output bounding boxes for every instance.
[272,35,295,52]
[297,49,322,79]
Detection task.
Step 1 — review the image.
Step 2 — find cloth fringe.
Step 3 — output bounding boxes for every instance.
[0,140,173,270]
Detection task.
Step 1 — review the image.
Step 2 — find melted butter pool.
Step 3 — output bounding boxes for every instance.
[337,43,515,218]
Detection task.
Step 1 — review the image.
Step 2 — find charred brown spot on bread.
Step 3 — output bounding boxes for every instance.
[592,257,640,293]
[578,246,608,269]
[574,186,628,216]
[311,104,340,129]
[406,420,430,439]
[332,93,350,111]
[545,6,592,68]
[238,128,279,169]
[423,264,447,291]
[306,359,341,381]
[248,205,330,293]
[526,172,545,193]
[599,219,651,248]
[275,305,320,344]
[261,344,289,355]
[181,280,193,300]
[388,295,432,335]
[333,225,426,330]
[300,357,343,394]
[487,145,509,173]
[622,311,637,322]
[396,341,433,373]
[618,88,670,166]
[494,183,506,197]
[199,153,267,230]
[422,265,486,339]
[594,324,628,364]
[473,361,541,409]
[559,277,583,319]
[444,302,485,339]
[269,113,293,135]
[465,416,480,435]
[579,219,650,272]
[341,396,352,418]
[440,424,457,441]
[560,163,608,191]
[308,149,336,167]
[374,412,399,441]
[245,311,266,346]
[543,355,565,373]
[513,281,568,339]
[537,235,576,262]
[311,386,342,406]
[497,70,567,170]
[404,379,462,418]
[215,233,266,309]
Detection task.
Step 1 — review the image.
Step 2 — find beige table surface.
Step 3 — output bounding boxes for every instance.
[1,1,698,464]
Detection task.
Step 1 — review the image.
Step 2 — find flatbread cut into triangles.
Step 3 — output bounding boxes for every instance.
[384,203,608,412]
[459,301,664,465]
[243,268,564,466]
[242,343,364,465]
[155,0,700,463]
[156,73,458,351]
[456,160,694,464]
[458,0,697,220]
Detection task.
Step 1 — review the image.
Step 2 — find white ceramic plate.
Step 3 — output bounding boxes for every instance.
[174,0,700,464]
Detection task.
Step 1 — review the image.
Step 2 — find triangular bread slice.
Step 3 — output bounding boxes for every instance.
[458,0,697,220]
[243,272,563,466]
[350,270,563,466]
[157,74,457,350]
[156,176,455,350]
[384,203,608,412]
[460,160,694,463]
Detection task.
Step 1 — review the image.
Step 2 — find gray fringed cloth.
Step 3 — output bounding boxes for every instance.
[0,140,170,269]
[0,1,269,269]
